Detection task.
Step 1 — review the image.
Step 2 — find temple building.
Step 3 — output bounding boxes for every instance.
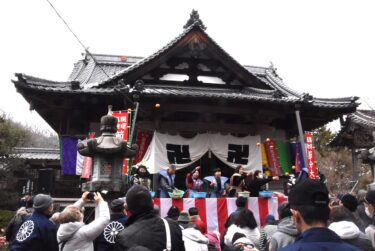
[329,110,375,183]
[12,11,359,193]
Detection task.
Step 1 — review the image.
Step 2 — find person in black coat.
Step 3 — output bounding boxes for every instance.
[244,170,279,197]
[95,198,128,251]
[5,196,34,245]
[115,185,185,251]
[11,194,58,251]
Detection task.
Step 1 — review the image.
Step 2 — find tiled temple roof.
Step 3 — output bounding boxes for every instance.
[12,147,60,161]
[329,110,375,148]
[13,17,359,112]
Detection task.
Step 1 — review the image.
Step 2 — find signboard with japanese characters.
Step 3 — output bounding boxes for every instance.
[305,131,317,179]
[112,111,130,175]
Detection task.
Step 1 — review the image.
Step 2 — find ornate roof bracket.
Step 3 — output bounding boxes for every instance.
[183,10,207,30]
[301,93,314,103]
[71,81,80,90]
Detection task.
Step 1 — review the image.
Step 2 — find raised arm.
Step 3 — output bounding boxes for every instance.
[79,192,110,241]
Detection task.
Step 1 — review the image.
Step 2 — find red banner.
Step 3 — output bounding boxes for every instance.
[305,132,317,179]
[81,132,95,179]
[264,139,281,176]
[132,131,153,165]
[112,111,130,175]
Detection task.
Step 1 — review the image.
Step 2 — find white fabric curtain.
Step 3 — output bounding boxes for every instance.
[139,131,262,174]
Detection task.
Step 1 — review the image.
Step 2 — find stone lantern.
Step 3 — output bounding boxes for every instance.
[77,107,138,192]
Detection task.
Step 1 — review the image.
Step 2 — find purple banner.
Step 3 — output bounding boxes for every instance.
[61,137,78,175]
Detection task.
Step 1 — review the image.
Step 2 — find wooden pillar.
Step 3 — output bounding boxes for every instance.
[351,147,358,180]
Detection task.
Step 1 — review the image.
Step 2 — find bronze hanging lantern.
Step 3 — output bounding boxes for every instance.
[77,106,138,192]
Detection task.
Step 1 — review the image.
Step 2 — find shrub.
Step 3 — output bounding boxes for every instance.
[0,209,15,230]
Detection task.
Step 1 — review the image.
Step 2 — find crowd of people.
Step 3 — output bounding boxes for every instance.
[131,164,280,198]
[1,178,375,251]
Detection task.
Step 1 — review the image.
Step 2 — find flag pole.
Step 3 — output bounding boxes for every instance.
[295,107,308,167]
[129,101,139,146]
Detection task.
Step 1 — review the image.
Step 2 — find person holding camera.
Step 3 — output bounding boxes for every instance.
[57,191,110,251]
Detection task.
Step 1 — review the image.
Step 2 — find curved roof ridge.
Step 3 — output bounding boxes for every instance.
[95,21,269,90]
[244,86,278,95]
[81,57,97,85]
[243,64,268,70]
[96,24,197,88]
[350,111,375,125]
[264,69,301,97]
[14,73,72,86]
[314,96,359,103]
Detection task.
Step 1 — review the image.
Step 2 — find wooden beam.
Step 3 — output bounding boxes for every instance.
[137,120,261,134]
[150,66,227,79]
[141,103,286,117]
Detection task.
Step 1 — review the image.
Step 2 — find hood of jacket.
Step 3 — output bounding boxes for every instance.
[16,206,33,216]
[57,221,85,241]
[110,212,127,221]
[329,221,360,239]
[183,227,209,244]
[277,217,299,236]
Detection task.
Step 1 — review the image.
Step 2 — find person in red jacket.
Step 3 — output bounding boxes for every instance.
[185,166,204,198]
[188,207,207,234]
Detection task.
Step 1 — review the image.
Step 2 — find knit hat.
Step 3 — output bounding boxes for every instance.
[357,189,367,203]
[365,190,375,206]
[33,194,53,212]
[126,185,153,214]
[340,194,358,212]
[265,214,276,224]
[177,211,190,223]
[110,198,125,212]
[288,179,329,207]
[232,232,254,246]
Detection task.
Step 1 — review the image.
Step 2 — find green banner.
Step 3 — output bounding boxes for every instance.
[276,142,292,175]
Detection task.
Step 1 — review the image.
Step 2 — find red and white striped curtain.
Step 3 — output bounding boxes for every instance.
[153,196,287,237]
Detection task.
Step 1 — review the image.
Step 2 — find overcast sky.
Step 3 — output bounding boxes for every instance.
[1,0,374,134]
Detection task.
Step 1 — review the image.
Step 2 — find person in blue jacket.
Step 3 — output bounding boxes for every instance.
[157,165,176,198]
[205,168,228,198]
[11,194,58,251]
[278,179,360,251]
[94,198,128,251]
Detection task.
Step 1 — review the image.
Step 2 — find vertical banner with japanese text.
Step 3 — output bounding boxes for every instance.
[305,132,317,179]
[264,139,282,176]
[112,111,130,175]
[81,132,95,179]
[132,131,153,165]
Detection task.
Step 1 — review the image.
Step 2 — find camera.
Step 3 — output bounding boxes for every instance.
[86,192,95,201]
